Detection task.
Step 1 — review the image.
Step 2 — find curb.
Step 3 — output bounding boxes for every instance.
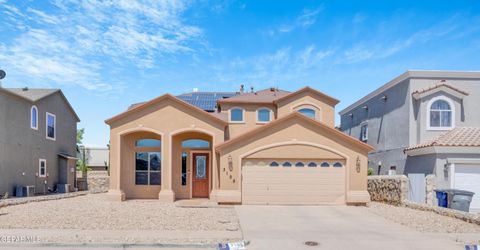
[0,240,250,249]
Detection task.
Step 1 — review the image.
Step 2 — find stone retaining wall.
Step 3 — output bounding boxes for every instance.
[367,175,408,205]
[87,171,110,193]
[425,174,437,206]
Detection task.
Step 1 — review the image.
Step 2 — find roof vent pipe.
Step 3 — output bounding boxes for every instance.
[250,86,254,93]
[240,84,245,94]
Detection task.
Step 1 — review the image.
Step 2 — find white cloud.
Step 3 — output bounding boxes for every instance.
[0,0,202,91]
[268,6,323,36]
[211,45,334,86]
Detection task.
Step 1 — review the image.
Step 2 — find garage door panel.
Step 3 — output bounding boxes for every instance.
[454,165,480,210]
[242,160,346,205]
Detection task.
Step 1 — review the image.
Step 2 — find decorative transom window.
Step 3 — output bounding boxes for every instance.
[295,162,304,167]
[135,152,161,185]
[321,162,330,168]
[360,123,368,142]
[46,113,56,140]
[282,162,292,167]
[31,106,38,130]
[39,159,46,177]
[269,161,279,167]
[298,108,316,119]
[136,139,161,147]
[230,108,244,123]
[333,162,343,168]
[257,108,271,123]
[182,139,210,148]
[428,97,454,130]
[307,162,317,167]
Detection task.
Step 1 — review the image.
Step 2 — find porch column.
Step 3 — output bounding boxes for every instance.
[158,132,175,202]
[106,133,125,201]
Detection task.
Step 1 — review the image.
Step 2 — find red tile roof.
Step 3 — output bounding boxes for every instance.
[411,82,469,96]
[405,127,480,151]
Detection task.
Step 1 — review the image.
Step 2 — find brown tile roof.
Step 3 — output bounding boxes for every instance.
[217,88,291,104]
[405,127,480,151]
[411,82,469,96]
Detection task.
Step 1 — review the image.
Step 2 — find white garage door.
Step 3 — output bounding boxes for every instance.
[242,160,346,205]
[454,164,480,211]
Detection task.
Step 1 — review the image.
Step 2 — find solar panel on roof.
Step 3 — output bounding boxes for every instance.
[176,92,237,111]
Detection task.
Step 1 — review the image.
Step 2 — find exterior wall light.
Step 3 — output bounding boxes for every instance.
[381,95,388,102]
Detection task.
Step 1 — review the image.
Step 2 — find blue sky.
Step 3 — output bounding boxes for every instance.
[1,0,480,146]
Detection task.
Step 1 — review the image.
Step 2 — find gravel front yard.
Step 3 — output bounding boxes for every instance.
[367,202,480,233]
[0,194,239,231]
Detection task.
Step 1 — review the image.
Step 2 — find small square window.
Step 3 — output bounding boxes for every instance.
[360,124,368,142]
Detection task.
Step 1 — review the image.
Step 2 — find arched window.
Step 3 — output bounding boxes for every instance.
[320,162,330,168]
[230,108,244,123]
[270,161,279,167]
[257,108,271,123]
[31,106,38,130]
[282,162,292,167]
[182,139,210,148]
[295,162,304,167]
[428,98,453,129]
[307,162,317,167]
[298,108,316,119]
[333,162,343,168]
[135,139,161,147]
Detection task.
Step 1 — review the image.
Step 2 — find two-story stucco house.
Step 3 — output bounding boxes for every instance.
[0,87,80,196]
[105,87,373,205]
[339,71,480,209]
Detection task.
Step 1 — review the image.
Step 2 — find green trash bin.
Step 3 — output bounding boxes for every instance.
[445,189,475,212]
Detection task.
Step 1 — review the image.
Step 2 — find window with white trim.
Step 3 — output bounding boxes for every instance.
[282,162,292,167]
[39,159,46,177]
[295,162,304,167]
[31,106,38,130]
[333,162,343,168]
[46,113,56,140]
[428,98,453,130]
[307,162,317,167]
[269,161,279,167]
[230,108,244,123]
[257,108,271,123]
[360,123,368,142]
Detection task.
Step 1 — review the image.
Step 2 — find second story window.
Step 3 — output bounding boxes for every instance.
[46,112,56,140]
[298,108,316,119]
[428,97,454,130]
[360,123,368,142]
[31,106,38,130]
[257,108,271,123]
[230,108,244,123]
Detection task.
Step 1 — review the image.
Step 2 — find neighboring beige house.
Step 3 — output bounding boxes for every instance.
[105,87,373,205]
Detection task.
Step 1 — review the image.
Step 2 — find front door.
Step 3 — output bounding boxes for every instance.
[192,153,209,198]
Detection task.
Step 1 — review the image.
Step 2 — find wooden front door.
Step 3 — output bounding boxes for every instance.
[192,153,209,198]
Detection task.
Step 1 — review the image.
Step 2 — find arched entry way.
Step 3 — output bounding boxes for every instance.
[119,130,163,199]
[171,131,213,199]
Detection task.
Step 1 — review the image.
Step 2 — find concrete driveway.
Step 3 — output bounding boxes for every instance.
[236,205,478,250]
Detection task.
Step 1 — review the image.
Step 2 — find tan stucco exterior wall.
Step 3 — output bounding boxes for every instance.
[277,93,336,126]
[216,117,370,204]
[107,98,225,201]
[220,103,276,138]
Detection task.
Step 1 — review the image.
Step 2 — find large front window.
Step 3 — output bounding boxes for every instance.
[46,113,56,140]
[429,99,453,129]
[135,152,161,185]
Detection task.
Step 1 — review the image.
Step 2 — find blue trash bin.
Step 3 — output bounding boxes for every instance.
[434,189,448,208]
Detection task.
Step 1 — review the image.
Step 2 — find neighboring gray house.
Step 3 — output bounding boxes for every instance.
[0,87,80,196]
[339,70,480,209]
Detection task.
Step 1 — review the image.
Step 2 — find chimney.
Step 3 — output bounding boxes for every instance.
[240,84,245,94]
